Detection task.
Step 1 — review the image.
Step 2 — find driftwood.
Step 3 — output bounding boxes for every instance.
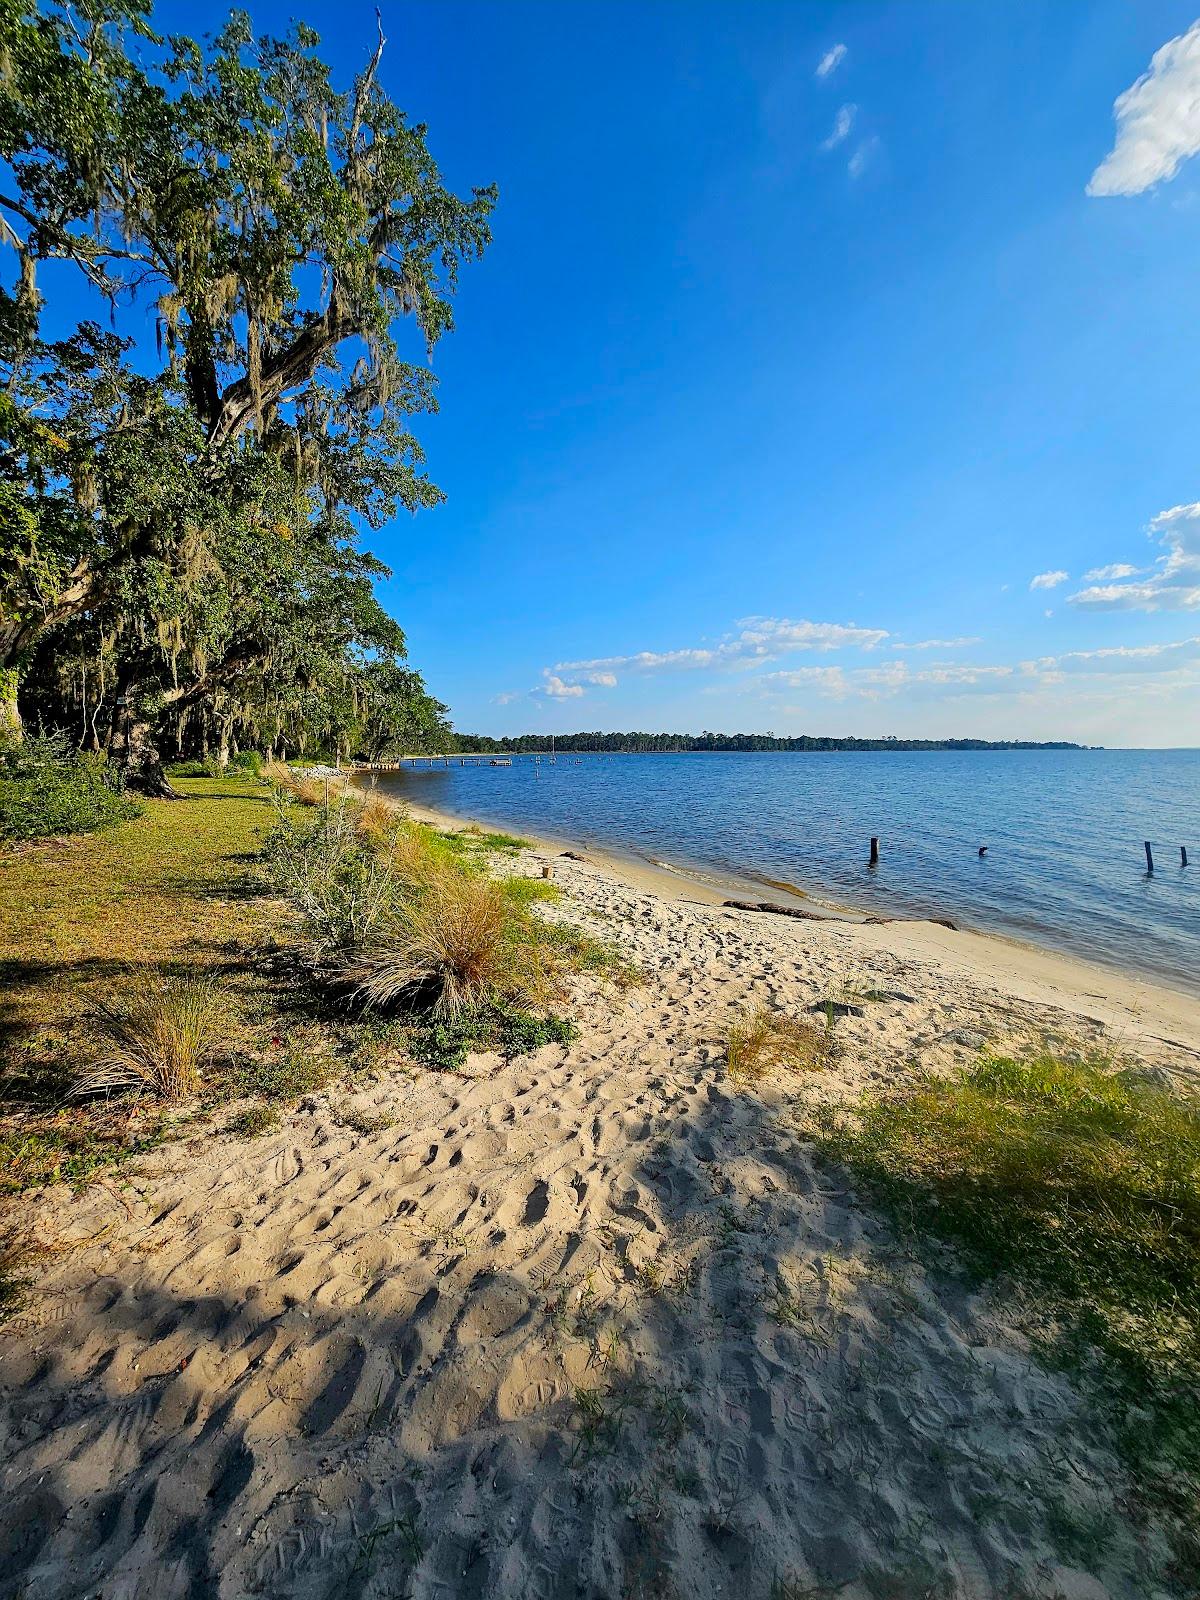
[864,914,957,931]
[560,851,590,862]
[722,900,822,920]
[723,900,957,931]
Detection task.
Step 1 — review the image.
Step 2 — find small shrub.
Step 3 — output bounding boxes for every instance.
[0,734,141,844]
[407,1003,577,1070]
[227,1102,280,1138]
[226,1048,341,1101]
[726,1004,836,1086]
[74,977,223,1100]
[263,797,399,955]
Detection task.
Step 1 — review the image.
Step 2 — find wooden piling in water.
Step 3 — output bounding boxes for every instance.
[1145,841,1154,874]
[1183,846,1190,868]
[868,837,879,867]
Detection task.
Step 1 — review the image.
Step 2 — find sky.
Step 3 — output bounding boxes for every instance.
[154,2,1200,745]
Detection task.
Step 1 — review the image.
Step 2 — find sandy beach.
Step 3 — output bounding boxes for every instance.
[2,820,1198,1599]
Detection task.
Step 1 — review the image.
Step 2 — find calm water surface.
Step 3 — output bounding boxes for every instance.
[376,751,1200,995]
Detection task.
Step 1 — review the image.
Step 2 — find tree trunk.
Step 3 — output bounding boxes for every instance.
[122,720,180,798]
[110,698,180,798]
[0,668,21,749]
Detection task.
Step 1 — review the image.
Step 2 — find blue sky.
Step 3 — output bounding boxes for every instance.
[159,3,1200,744]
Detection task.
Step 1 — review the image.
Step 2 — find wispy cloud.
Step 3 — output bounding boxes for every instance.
[1027,637,1200,675]
[1068,501,1200,611]
[847,137,880,179]
[1088,20,1200,196]
[1029,569,1069,591]
[893,636,981,650]
[821,104,857,151]
[1082,562,1139,582]
[553,617,889,689]
[755,659,1015,702]
[816,43,847,79]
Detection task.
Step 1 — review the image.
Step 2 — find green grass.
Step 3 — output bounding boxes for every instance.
[805,1050,1200,1554]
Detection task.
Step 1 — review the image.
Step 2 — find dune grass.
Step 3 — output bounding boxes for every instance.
[726,1003,836,1087]
[806,1051,1200,1556]
[75,977,224,1101]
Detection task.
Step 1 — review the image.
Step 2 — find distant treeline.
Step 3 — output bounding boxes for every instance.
[450,732,1090,753]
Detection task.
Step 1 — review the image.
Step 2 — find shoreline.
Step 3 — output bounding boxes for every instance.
[394,789,1200,1057]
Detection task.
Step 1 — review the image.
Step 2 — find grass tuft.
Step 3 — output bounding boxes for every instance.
[356,869,526,1019]
[726,1003,836,1087]
[75,977,223,1101]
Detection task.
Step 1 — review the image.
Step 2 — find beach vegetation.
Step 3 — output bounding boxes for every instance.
[74,977,223,1102]
[805,1050,1200,1550]
[0,734,141,844]
[726,1004,837,1087]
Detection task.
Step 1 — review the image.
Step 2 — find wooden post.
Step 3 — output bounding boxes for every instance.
[542,865,554,880]
[1145,840,1154,874]
[868,836,879,867]
[1183,846,1190,868]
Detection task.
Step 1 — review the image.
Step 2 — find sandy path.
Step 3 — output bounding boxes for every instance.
[1,848,1195,1599]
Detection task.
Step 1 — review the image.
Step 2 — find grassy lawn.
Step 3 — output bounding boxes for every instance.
[1,776,276,1058]
[0,778,286,1192]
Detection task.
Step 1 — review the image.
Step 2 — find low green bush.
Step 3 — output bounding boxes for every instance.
[0,734,141,844]
[406,1002,577,1070]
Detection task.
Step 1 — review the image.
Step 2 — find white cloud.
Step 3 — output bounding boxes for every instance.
[1082,562,1139,582]
[1088,21,1200,197]
[554,616,888,681]
[1030,569,1069,591]
[1068,501,1200,611]
[582,671,617,687]
[816,43,846,79]
[893,636,981,650]
[540,674,585,699]
[821,104,857,151]
[756,660,1014,700]
[491,690,523,705]
[847,137,879,179]
[1028,637,1200,674]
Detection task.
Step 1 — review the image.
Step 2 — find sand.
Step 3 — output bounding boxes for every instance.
[2,826,1198,1600]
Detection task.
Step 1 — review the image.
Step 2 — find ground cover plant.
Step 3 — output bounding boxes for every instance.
[803,1051,1200,1567]
[0,735,141,844]
[0,776,367,1193]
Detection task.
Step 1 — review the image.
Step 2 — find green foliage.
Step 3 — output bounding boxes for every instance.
[0,1114,164,1195]
[0,0,490,763]
[262,796,400,955]
[806,1051,1200,1527]
[226,1102,281,1139]
[406,1003,577,1071]
[225,1049,342,1102]
[0,733,141,842]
